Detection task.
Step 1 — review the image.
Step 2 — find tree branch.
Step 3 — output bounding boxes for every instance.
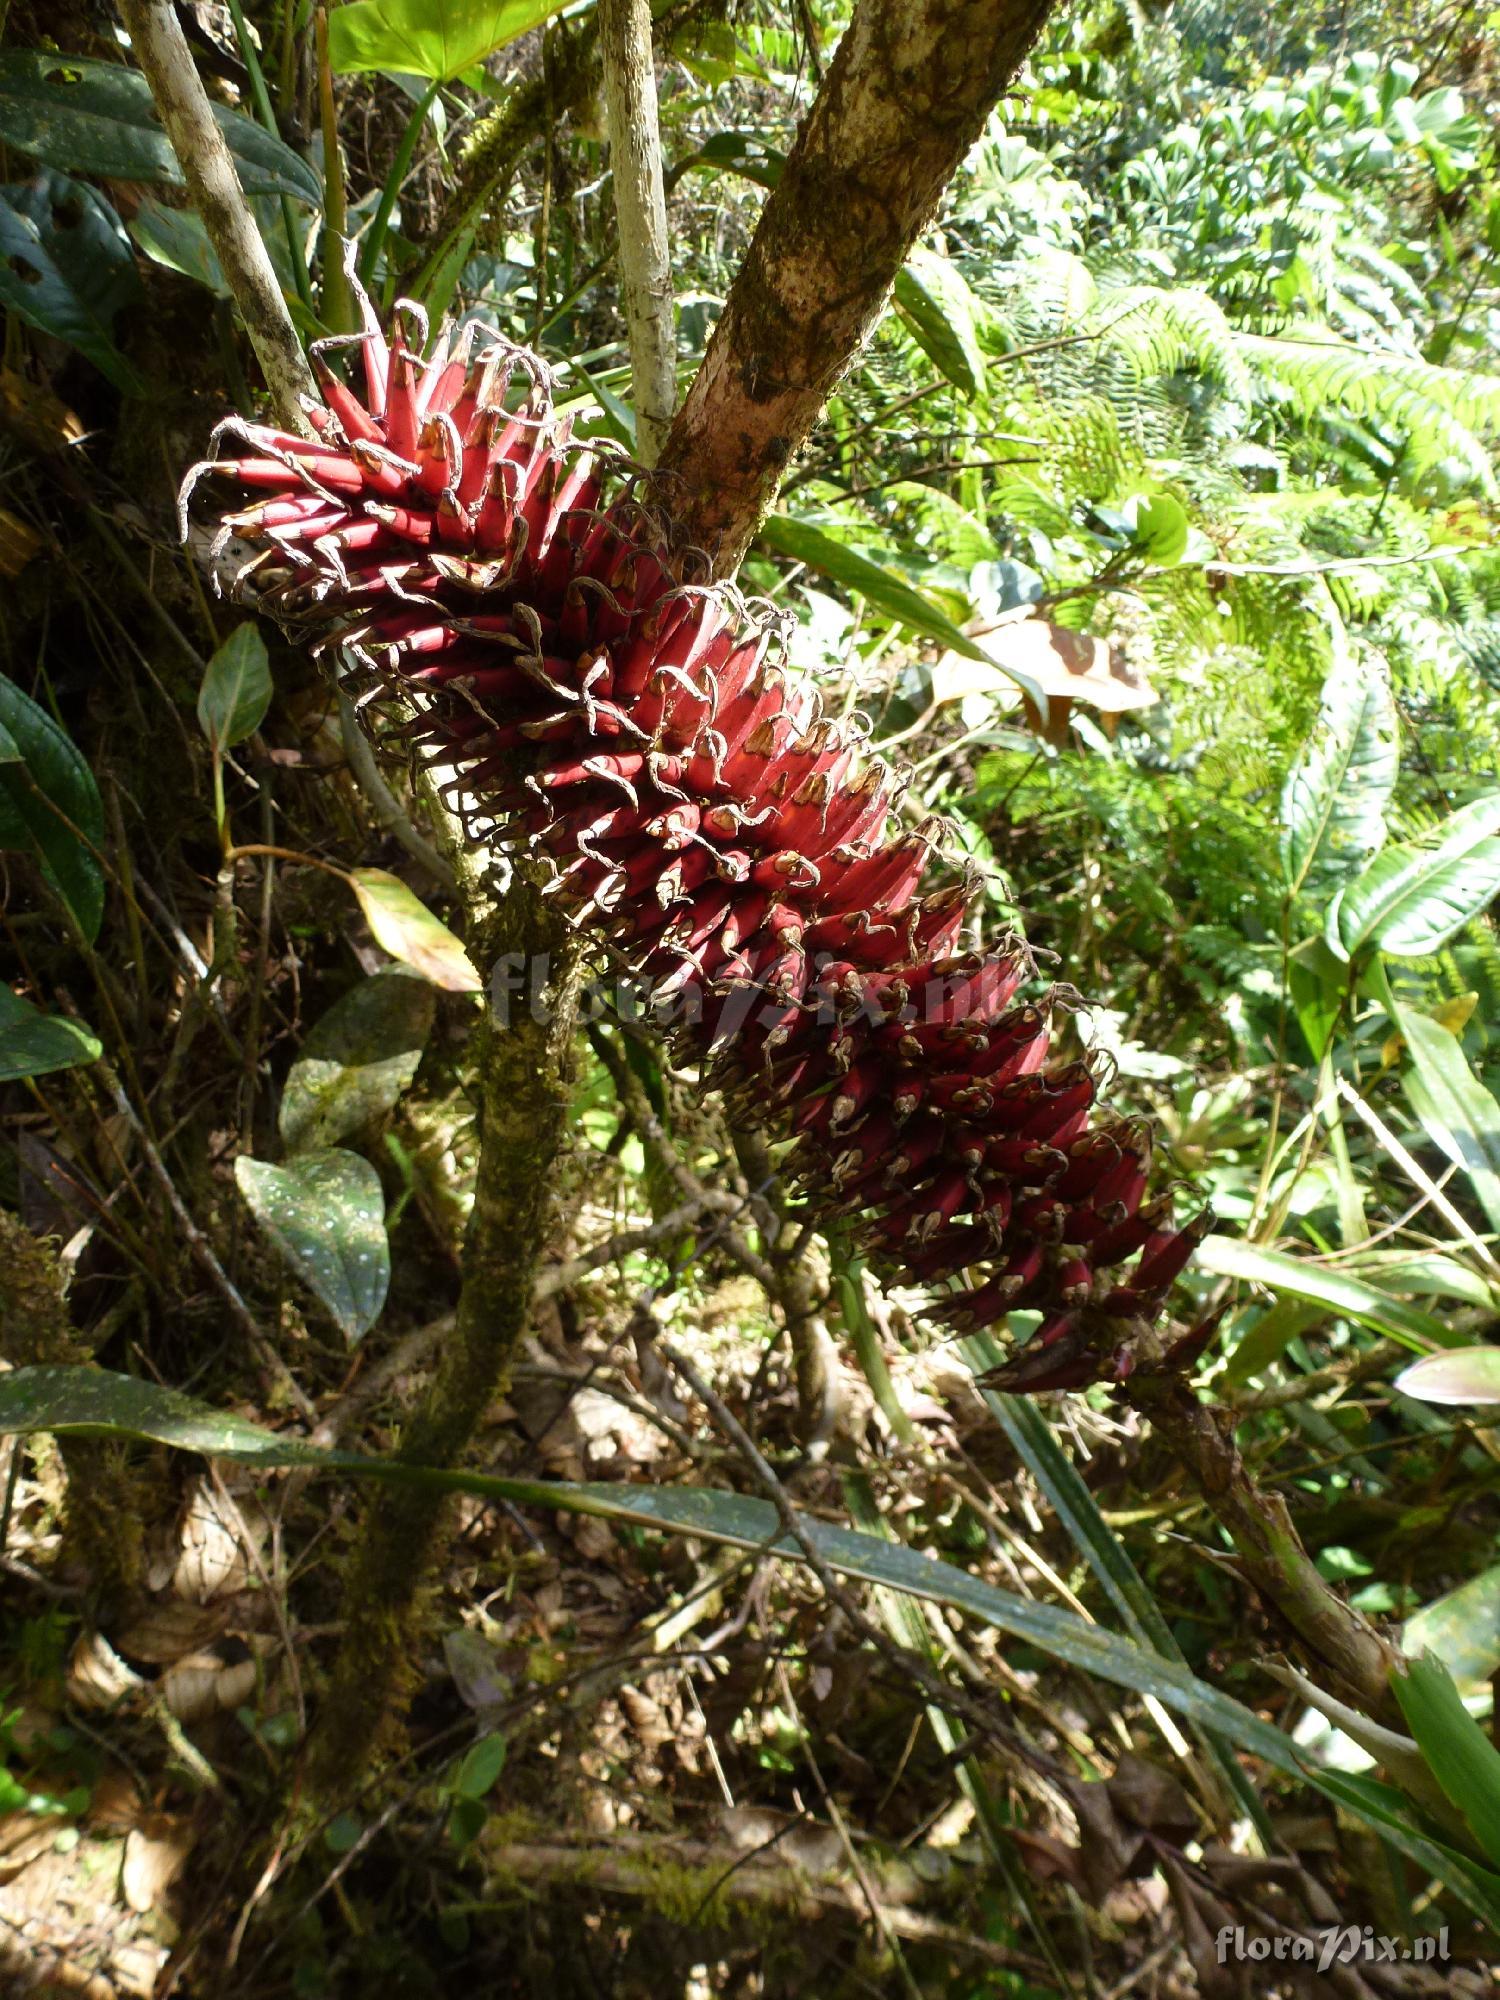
[599,0,677,463]
[657,0,1055,567]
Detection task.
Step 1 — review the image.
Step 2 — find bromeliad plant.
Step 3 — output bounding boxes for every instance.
[182,288,1212,1392]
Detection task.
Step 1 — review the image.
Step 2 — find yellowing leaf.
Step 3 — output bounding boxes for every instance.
[350,867,481,992]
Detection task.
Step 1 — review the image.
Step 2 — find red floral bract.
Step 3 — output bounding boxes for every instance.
[184,303,1209,1391]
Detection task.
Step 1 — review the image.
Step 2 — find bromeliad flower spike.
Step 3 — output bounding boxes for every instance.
[182,300,1211,1394]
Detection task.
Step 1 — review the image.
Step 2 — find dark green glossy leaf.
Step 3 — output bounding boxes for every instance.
[0,170,141,392]
[197,624,272,754]
[0,672,105,940]
[0,53,321,203]
[0,986,101,1083]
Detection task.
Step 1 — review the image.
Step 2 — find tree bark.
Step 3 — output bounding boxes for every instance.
[600,0,677,463]
[657,0,1055,568]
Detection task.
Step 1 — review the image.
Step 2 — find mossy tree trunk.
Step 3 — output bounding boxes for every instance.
[305,885,582,1799]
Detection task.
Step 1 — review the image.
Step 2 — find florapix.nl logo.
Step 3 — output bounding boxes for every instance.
[1216,1924,1450,1972]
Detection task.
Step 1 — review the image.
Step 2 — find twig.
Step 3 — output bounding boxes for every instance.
[657,1339,1034,1757]
[1228,1338,1408,1413]
[115,0,316,432]
[599,0,677,462]
[337,691,459,897]
[99,1063,316,1423]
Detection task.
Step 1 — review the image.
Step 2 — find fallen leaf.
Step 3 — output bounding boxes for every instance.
[121,1815,193,1914]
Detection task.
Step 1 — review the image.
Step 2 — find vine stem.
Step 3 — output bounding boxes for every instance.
[115,0,316,433]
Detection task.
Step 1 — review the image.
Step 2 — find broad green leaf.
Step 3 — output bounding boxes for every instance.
[128,197,228,295]
[279,970,435,1154]
[1334,794,1500,960]
[197,625,272,754]
[1384,993,1500,1235]
[235,1150,389,1342]
[1394,1348,1500,1405]
[0,54,321,203]
[1392,1654,1500,1868]
[0,986,101,1083]
[1196,1233,1452,1347]
[894,248,986,399]
[6,1363,1500,1929]
[453,1733,507,1799]
[1125,493,1189,565]
[327,0,574,81]
[1280,643,1399,902]
[0,171,141,393]
[1406,1566,1500,1690]
[0,673,105,941]
[761,515,1045,709]
[350,869,481,992]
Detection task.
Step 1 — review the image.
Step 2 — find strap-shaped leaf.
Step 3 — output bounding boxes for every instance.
[4,1363,1500,1931]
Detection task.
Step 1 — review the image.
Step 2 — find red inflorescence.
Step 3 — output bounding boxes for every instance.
[183,301,1210,1392]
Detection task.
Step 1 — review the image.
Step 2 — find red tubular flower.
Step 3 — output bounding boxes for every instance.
[182,300,1210,1391]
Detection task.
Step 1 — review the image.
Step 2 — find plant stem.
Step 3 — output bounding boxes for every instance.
[224,0,314,312]
[599,0,676,463]
[314,6,354,334]
[360,76,442,292]
[115,0,315,432]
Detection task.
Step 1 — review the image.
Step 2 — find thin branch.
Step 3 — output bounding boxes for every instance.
[115,0,316,433]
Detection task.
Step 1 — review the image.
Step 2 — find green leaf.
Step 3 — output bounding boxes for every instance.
[0,170,141,393]
[6,1362,1500,1930]
[1383,991,1500,1235]
[196,624,272,754]
[1394,1348,1500,1405]
[1333,795,1500,960]
[893,247,986,399]
[279,970,435,1154]
[234,1150,389,1342]
[326,0,575,81]
[0,986,101,1083]
[760,515,1044,709]
[0,54,321,202]
[1405,1565,1500,1690]
[350,869,481,992]
[1279,644,1399,902]
[128,197,228,296]
[1125,493,1189,565]
[1392,1653,1500,1869]
[1195,1233,1452,1348]
[1287,935,1347,1062]
[453,1732,507,1799]
[0,673,105,941]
